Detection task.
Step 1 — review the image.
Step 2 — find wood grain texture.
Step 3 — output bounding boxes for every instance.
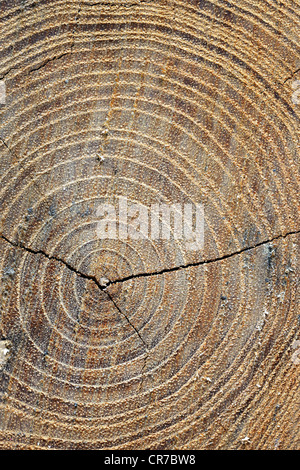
[0,0,299,449]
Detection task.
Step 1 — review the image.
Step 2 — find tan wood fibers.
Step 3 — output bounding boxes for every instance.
[0,0,299,449]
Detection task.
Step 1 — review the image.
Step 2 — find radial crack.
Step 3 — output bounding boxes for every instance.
[1,233,101,282]
[0,137,10,151]
[109,229,300,285]
[283,67,300,84]
[105,289,149,351]
[0,65,19,81]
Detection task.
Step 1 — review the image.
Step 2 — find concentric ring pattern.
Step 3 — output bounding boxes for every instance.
[0,0,299,449]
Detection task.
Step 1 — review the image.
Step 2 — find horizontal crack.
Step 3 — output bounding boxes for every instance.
[29,52,71,74]
[0,3,81,80]
[110,229,300,285]
[90,1,151,7]
[0,50,72,80]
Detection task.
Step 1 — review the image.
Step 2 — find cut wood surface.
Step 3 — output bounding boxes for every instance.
[0,0,299,450]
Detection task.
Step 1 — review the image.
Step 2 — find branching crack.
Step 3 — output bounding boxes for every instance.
[1,228,299,349]
[1,229,299,287]
[0,233,148,349]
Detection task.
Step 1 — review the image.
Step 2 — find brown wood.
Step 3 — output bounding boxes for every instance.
[0,0,299,450]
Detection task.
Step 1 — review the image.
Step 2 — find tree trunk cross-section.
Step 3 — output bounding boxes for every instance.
[0,0,299,450]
